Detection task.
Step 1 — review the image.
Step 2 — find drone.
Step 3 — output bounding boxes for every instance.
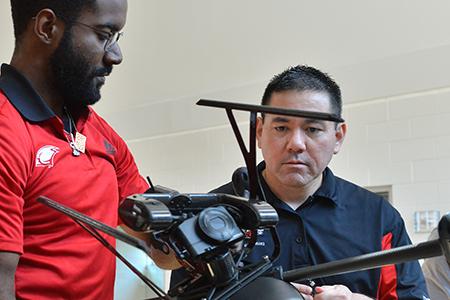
[38,99,450,300]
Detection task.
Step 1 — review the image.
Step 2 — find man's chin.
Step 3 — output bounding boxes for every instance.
[280,173,314,187]
[83,84,102,106]
[85,95,101,106]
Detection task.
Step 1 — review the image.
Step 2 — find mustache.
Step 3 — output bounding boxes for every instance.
[93,66,113,77]
[284,155,309,165]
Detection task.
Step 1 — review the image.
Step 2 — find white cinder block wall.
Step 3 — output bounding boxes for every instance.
[333,89,450,244]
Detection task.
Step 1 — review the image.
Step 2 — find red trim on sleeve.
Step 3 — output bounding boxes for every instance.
[377,232,399,300]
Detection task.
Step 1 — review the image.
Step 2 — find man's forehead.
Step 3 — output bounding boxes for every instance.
[265,115,329,125]
[267,90,332,114]
[79,0,127,29]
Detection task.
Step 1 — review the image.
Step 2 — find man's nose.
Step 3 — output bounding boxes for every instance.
[104,44,123,66]
[287,129,307,152]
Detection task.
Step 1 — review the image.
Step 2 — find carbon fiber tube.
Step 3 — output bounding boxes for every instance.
[283,240,442,282]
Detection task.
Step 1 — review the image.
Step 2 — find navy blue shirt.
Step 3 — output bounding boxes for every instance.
[172,162,428,299]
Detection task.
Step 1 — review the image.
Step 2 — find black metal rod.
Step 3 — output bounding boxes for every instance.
[37,196,151,253]
[226,109,249,165]
[225,109,258,200]
[75,221,169,299]
[197,99,344,123]
[283,239,443,282]
[248,112,257,200]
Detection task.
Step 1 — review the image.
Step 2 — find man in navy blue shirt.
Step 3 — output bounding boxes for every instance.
[170,65,429,299]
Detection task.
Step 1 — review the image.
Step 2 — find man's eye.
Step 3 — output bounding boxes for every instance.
[306,127,321,134]
[274,126,288,132]
[97,32,111,41]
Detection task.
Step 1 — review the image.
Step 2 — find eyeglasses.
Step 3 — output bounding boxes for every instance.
[71,21,123,51]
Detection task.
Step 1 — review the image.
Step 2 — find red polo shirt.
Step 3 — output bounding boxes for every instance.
[0,64,148,299]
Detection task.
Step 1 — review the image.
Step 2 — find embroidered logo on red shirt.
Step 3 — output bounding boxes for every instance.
[103,139,116,155]
[36,145,60,168]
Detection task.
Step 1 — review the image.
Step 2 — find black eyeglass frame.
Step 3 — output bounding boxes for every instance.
[71,21,123,51]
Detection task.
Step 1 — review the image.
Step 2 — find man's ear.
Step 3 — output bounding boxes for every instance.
[333,122,347,154]
[32,9,64,46]
[256,116,264,149]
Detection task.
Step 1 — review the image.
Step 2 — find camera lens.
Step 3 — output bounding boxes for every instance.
[197,207,238,243]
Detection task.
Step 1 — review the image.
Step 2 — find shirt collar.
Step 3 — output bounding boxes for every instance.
[314,167,339,206]
[257,161,339,207]
[0,63,55,122]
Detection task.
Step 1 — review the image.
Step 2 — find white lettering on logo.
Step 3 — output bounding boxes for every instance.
[35,145,60,168]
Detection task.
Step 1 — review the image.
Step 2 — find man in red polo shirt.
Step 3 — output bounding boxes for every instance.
[0,0,149,299]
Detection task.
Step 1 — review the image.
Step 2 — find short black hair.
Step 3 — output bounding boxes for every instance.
[10,0,96,41]
[261,65,342,117]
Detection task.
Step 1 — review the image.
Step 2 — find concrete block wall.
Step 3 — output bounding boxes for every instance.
[331,88,450,243]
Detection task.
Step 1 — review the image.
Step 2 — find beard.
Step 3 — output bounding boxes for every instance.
[50,29,112,111]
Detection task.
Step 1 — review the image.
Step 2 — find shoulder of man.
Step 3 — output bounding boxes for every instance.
[332,172,404,228]
[86,107,130,151]
[0,91,33,149]
[209,165,258,195]
[86,107,116,134]
[0,91,23,122]
[333,173,390,206]
[0,90,7,109]
[209,181,235,195]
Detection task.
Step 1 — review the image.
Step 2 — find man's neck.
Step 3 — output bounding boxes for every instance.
[263,170,323,210]
[10,55,64,117]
